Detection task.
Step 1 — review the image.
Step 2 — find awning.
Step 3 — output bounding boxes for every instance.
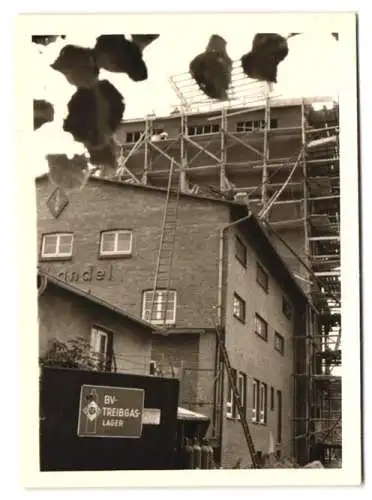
[177,407,210,422]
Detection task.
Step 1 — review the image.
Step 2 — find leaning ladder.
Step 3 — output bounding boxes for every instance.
[149,159,181,328]
[213,317,257,467]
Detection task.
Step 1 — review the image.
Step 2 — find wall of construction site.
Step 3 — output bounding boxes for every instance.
[36,177,230,330]
[219,227,298,467]
[116,136,303,188]
[115,105,304,193]
[116,105,302,144]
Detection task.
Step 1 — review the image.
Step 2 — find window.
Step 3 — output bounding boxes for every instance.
[100,230,132,256]
[282,297,293,320]
[187,123,220,136]
[126,131,142,143]
[41,233,73,259]
[252,379,267,424]
[270,118,278,129]
[277,390,283,443]
[233,293,246,323]
[252,379,259,422]
[142,290,177,325]
[259,382,268,424]
[237,372,247,419]
[235,236,247,267]
[90,327,112,371]
[149,360,157,375]
[236,119,278,132]
[255,314,268,341]
[236,119,265,132]
[226,368,237,418]
[274,332,285,355]
[256,262,269,292]
[226,370,246,419]
[270,387,275,411]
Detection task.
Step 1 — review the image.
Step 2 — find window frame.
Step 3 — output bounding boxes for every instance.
[282,296,293,320]
[236,372,247,420]
[270,118,278,129]
[99,230,133,257]
[255,313,268,341]
[236,119,270,132]
[235,236,247,267]
[126,130,142,143]
[226,368,237,418]
[236,120,253,132]
[41,232,74,259]
[142,290,177,326]
[277,389,283,443]
[259,382,268,424]
[270,386,275,411]
[252,379,259,422]
[90,326,112,371]
[252,380,268,424]
[233,293,246,323]
[187,123,220,136]
[256,262,269,292]
[274,331,285,355]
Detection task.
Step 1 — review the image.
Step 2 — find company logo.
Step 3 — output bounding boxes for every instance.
[83,400,102,422]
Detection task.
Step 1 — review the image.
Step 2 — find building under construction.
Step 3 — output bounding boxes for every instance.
[111,61,341,465]
[36,58,341,467]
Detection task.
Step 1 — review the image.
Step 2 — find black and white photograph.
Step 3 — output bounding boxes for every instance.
[15,11,361,488]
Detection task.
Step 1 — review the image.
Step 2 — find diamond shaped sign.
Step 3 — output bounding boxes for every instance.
[46,187,69,219]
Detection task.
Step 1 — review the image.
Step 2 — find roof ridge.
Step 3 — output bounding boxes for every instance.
[35,174,243,206]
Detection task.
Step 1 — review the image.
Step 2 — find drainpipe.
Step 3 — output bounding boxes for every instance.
[215,211,253,463]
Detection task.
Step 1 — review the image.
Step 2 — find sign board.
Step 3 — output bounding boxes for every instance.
[142,408,161,425]
[77,385,145,439]
[46,186,69,219]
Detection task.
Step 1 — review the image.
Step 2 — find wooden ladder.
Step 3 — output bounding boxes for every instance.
[148,159,181,329]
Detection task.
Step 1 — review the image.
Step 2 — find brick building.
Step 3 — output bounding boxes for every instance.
[111,97,341,464]
[38,269,155,375]
[36,175,309,467]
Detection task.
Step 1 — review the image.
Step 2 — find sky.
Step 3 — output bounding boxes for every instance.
[31,30,340,177]
[50,31,339,118]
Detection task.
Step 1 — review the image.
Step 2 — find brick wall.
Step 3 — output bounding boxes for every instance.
[220,227,297,467]
[150,331,219,438]
[37,177,307,466]
[37,179,230,330]
[151,333,200,410]
[38,282,152,375]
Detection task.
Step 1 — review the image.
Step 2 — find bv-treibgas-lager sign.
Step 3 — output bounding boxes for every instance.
[77,385,145,438]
